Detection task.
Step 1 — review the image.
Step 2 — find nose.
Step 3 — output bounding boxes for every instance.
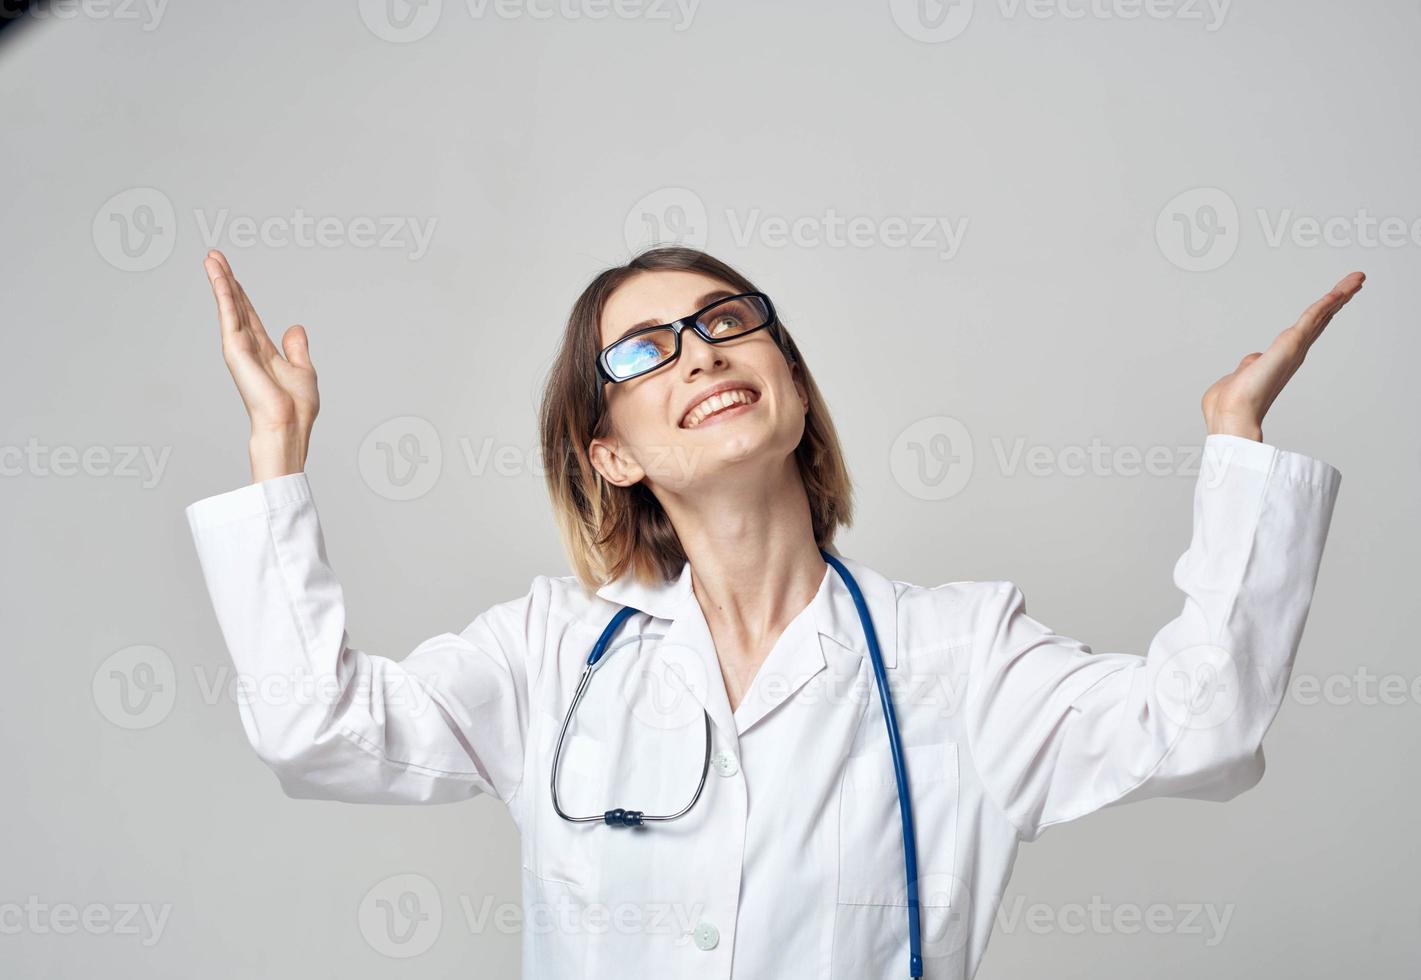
[678,325,726,376]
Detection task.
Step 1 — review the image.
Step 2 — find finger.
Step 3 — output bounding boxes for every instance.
[207,249,249,334]
[207,249,243,301]
[204,254,243,341]
[210,250,280,358]
[1294,270,1365,348]
[282,324,314,371]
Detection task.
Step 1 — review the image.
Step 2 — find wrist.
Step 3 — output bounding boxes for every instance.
[248,425,309,482]
[1208,419,1263,442]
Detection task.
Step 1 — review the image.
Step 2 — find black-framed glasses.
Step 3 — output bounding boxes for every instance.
[596,292,778,384]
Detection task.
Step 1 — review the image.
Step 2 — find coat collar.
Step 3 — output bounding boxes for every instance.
[593,552,899,740]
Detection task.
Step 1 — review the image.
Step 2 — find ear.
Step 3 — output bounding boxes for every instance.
[589,435,646,488]
[790,359,809,414]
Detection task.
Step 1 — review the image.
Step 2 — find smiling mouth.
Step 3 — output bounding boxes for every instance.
[680,388,761,429]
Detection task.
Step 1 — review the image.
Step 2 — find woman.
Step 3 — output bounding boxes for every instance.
[186,246,1359,979]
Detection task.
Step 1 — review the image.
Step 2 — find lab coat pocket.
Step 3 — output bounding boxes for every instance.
[837,741,959,908]
[524,717,609,892]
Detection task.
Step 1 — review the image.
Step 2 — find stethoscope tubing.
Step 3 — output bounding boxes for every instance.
[821,549,924,978]
[550,622,713,826]
[550,549,924,978]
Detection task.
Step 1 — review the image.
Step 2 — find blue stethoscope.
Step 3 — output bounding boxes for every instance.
[551,547,926,978]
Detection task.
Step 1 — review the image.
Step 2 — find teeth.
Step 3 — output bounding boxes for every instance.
[684,389,756,428]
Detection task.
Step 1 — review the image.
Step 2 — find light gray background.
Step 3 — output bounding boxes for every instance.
[3,1,1418,976]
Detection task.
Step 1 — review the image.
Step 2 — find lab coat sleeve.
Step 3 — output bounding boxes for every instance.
[962,433,1341,843]
[184,472,542,806]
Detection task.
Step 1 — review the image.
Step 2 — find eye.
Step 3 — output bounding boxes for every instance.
[606,329,677,379]
[708,313,744,336]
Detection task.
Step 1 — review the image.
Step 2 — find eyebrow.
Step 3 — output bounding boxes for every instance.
[610,290,738,344]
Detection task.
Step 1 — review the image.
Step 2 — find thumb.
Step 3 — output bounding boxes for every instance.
[282,324,313,370]
[1237,351,1263,371]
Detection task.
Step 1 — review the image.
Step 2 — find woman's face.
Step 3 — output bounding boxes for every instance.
[590,269,809,493]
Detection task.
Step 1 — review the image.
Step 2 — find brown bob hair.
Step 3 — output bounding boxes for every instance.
[538,246,855,593]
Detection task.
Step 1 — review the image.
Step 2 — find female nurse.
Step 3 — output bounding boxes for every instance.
[186,246,1360,979]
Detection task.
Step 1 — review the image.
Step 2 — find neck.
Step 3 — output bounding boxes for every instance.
[656,455,829,704]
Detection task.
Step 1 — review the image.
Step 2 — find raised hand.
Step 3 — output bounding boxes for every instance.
[1201,271,1365,442]
[202,249,320,481]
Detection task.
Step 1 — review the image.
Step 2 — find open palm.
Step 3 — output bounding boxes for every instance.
[1202,271,1365,440]
[203,249,319,435]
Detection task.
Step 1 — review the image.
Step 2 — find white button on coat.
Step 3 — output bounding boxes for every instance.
[693,921,720,950]
[711,750,739,777]
[184,435,1341,979]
